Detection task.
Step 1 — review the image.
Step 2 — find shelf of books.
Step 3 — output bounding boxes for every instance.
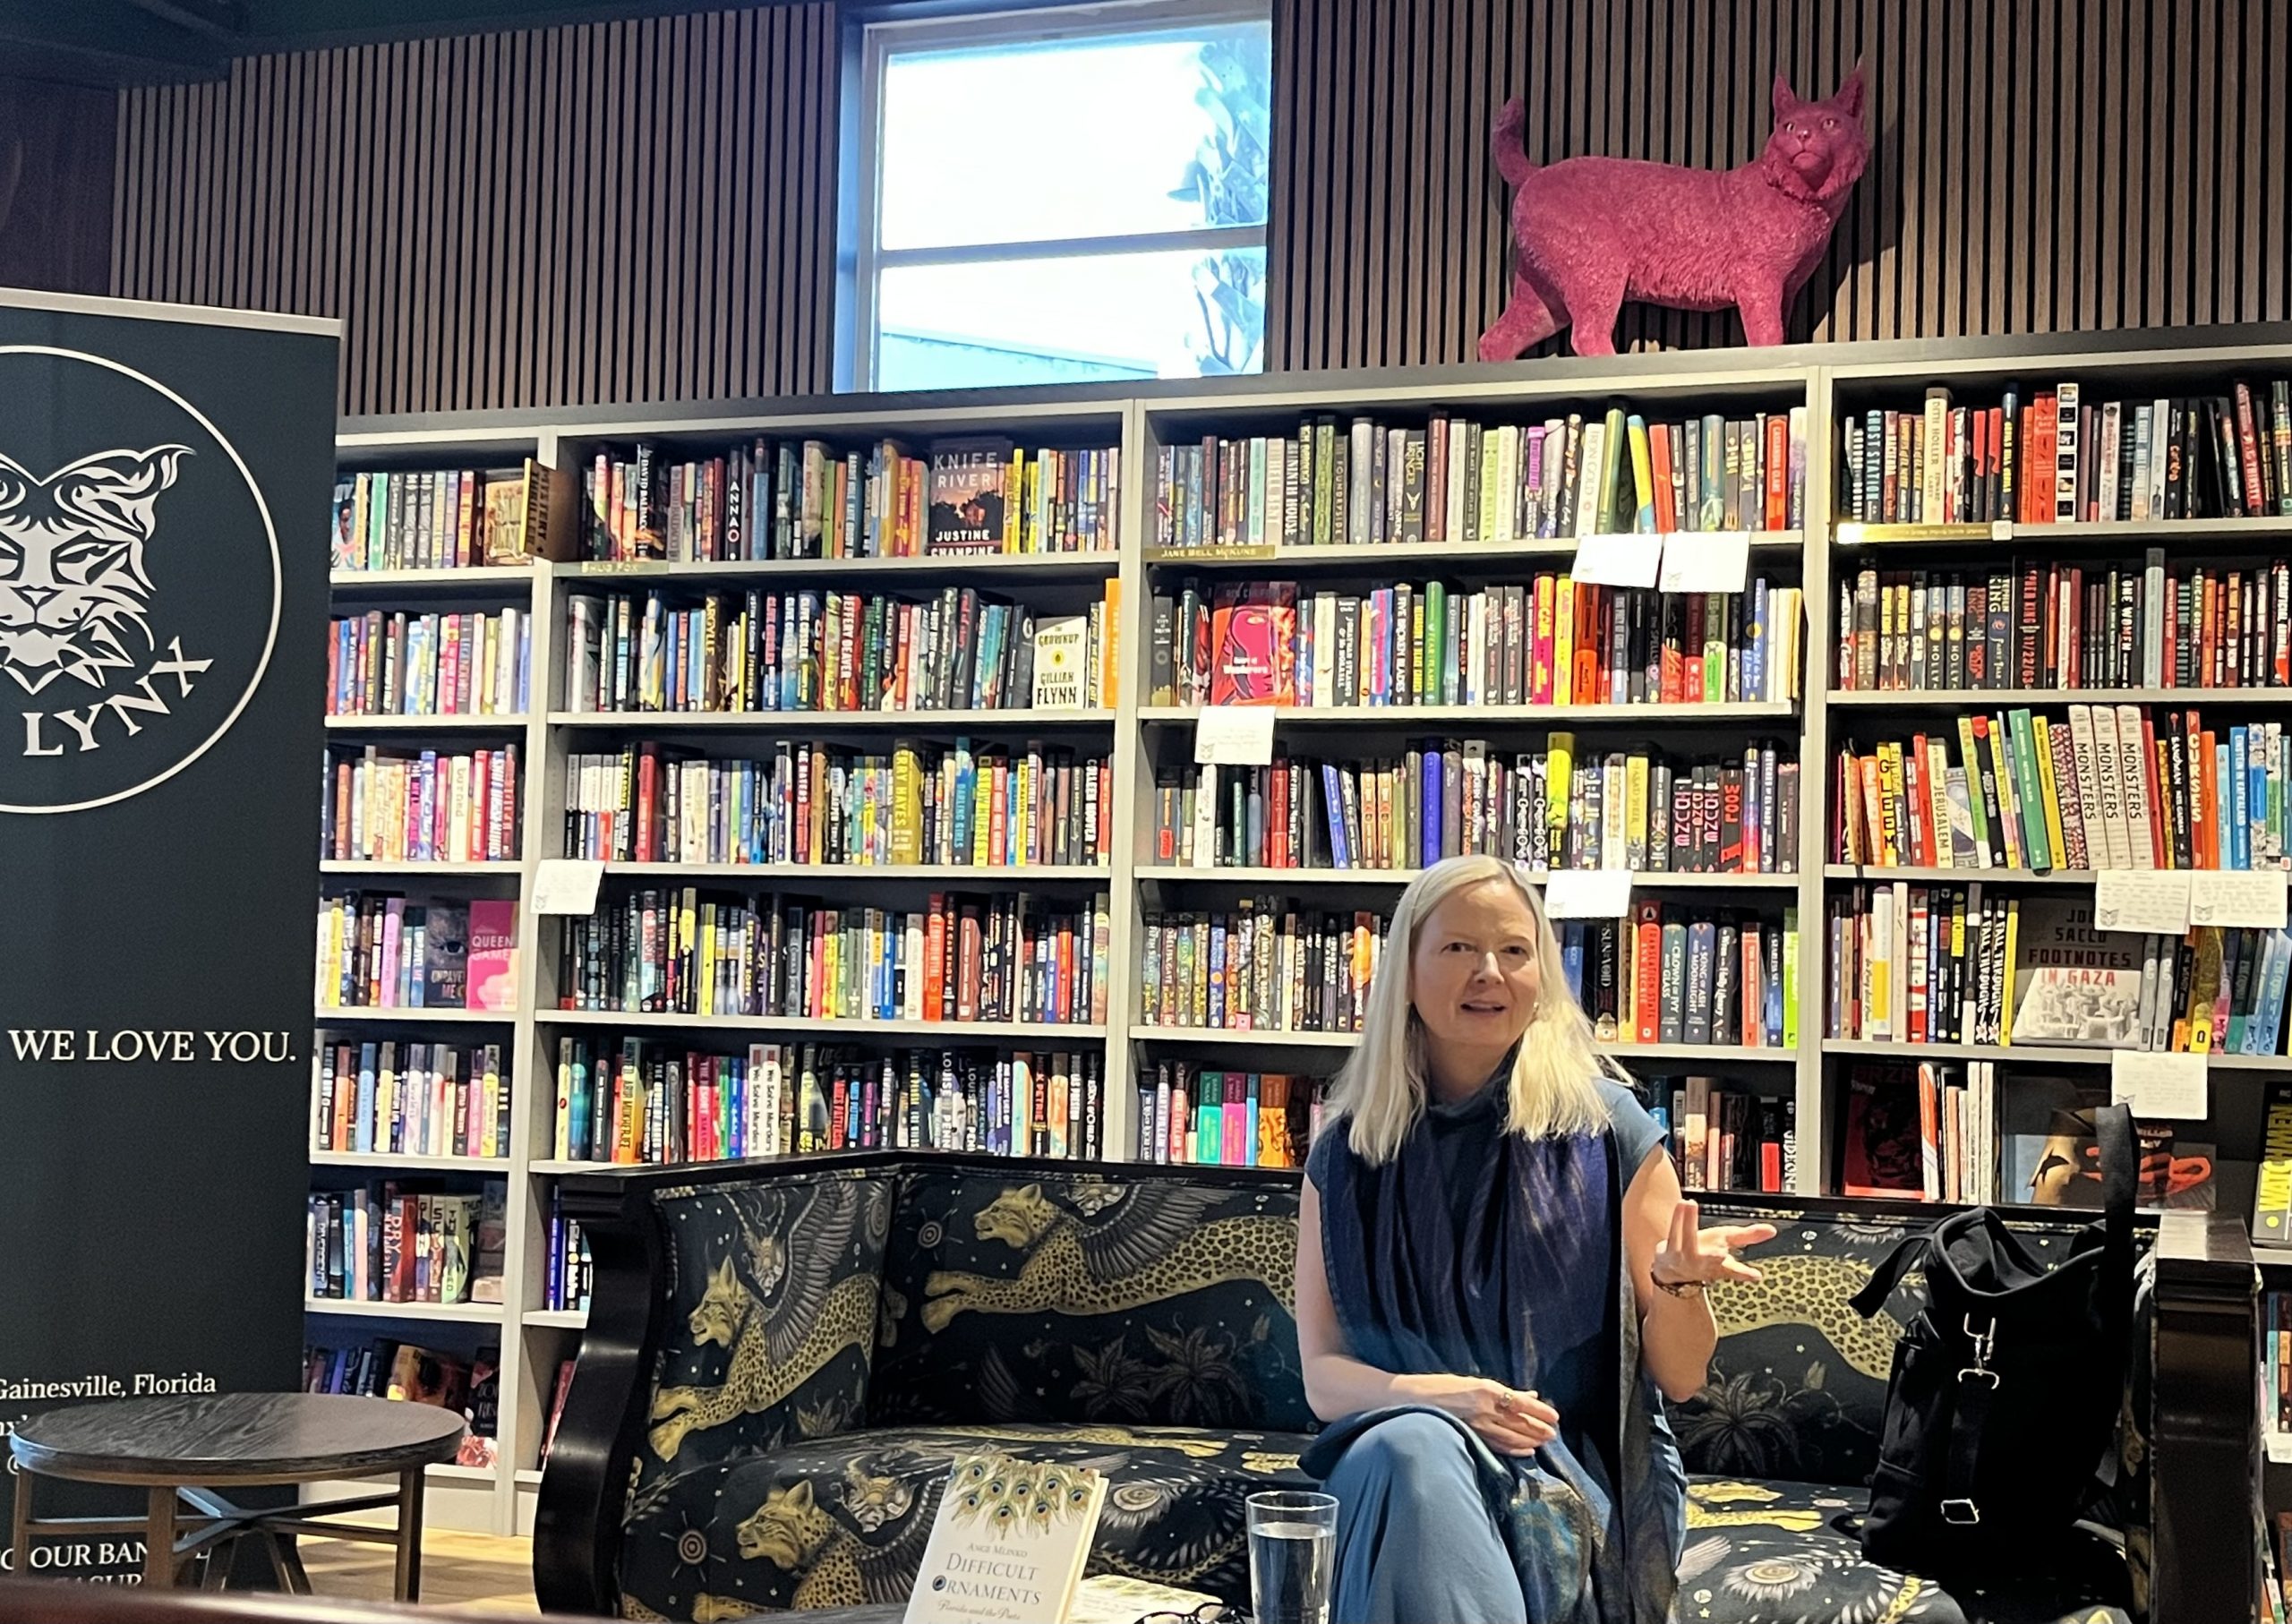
[519,396,1133,1532]
[1130,368,1822,1192]
[1819,336,2292,1222]
[304,427,559,1532]
[300,331,2292,1530]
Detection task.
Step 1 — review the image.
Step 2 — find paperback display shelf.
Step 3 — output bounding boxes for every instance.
[1821,335,2292,1218]
[312,423,558,1536]
[1131,363,1822,1211]
[316,328,2292,1531]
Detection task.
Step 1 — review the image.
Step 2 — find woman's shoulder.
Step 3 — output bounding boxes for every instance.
[1591,1074,1642,1119]
[1304,1117,1348,1190]
[1593,1075,1667,1168]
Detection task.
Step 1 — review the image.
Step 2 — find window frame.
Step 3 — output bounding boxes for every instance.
[851,0,1271,391]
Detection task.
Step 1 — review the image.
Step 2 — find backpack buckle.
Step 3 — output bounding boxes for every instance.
[1957,1313,1999,1387]
[1941,1498,1981,1526]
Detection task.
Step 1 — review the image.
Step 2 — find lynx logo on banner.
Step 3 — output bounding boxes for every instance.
[0,300,332,1589]
[0,347,279,813]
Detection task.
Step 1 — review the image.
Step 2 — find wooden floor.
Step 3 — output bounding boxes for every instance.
[302,1531,539,1615]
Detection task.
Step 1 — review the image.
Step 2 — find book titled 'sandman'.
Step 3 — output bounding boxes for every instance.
[905,1452,1107,1624]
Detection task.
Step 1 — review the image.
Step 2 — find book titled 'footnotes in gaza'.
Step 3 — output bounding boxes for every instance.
[904,1452,1108,1624]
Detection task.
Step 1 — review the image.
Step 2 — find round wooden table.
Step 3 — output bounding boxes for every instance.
[8,1393,466,1598]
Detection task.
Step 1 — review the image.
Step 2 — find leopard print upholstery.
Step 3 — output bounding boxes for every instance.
[619,1423,1314,1618]
[873,1167,1312,1433]
[1673,1202,1931,1488]
[609,1171,2150,1624]
[1673,1477,2132,1624]
[633,1174,896,1495]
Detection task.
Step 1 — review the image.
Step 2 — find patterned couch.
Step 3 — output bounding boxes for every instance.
[534,1152,2254,1624]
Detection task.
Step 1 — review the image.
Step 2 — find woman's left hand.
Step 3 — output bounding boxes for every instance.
[1650,1199,1776,1290]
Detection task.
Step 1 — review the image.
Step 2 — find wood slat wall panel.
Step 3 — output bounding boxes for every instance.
[1269,0,2292,368]
[0,74,116,296]
[109,6,838,416]
[97,0,2288,402]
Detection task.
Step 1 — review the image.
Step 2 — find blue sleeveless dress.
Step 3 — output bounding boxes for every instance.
[1302,1076,1684,1624]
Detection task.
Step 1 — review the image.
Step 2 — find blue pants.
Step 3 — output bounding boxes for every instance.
[1320,1411,1527,1624]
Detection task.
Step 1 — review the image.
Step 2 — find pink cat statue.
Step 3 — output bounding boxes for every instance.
[1479,68,1869,360]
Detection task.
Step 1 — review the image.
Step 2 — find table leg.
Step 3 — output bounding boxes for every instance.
[10,1469,30,1577]
[259,1528,312,1595]
[143,1487,177,1589]
[276,1536,312,1595]
[391,1467,424,1603]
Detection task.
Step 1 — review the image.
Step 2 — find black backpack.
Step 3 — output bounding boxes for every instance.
[1848,1102,2137,1576]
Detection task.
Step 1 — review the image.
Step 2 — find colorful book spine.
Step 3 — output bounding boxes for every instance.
[547,1038,1105,1166]
[1155,407,1807,550]
[562,581,1119,715]
[1833,709,2288,872]
[1843,380,2291,525]
[321,745,522,864]
[579,440,1118,562]
[555,888,1110,1027]
[1151,576,1802,708]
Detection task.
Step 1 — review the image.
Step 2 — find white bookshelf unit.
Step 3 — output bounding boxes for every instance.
[313,329,2292,1531]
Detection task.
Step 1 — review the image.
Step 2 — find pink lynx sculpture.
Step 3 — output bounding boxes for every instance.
[1479,69,1869,359]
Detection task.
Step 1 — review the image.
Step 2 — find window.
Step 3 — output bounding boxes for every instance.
[854,1,1271,391]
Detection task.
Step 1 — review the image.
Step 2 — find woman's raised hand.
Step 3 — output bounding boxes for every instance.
[1649,1198,1777,1290]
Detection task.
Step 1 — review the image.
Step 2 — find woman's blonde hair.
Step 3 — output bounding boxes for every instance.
[1324,853,1609,1164]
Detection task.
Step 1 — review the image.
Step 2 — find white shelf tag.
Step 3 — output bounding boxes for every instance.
[1570,532,1662,588]
[2092,868,2190,934]
[1543,868,1635,919]
[1193,706,1277,766]
[2186,869,2289,929]
[2110,1049,2208,1120]
[1657,530,1750,594]
[534,858,606,916]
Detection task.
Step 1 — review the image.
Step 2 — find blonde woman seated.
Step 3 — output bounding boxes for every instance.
[1295,855,1775,1623]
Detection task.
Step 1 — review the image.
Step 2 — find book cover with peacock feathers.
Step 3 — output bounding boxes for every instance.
[905,1451,1108,1624]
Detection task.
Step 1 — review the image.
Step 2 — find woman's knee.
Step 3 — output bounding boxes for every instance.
[1341,1412,1477,1493]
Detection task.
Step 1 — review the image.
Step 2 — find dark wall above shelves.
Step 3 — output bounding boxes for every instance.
[0,74,116,295]
[107,6,841,415]
[1268,0,2290,367]
[40,0,2291,414]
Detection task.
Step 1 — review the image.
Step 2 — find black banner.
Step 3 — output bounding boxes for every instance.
[0,293,337,1582]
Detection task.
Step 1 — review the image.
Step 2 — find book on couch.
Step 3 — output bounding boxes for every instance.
[907,1451,1108,1624]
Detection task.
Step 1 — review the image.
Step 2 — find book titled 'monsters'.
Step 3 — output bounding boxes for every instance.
[904,1451,1106,1624]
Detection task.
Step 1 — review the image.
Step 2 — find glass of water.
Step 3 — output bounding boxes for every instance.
[1245,1489,1337,1624]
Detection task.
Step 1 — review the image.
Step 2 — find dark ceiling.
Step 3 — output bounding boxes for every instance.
[0,0,825,84]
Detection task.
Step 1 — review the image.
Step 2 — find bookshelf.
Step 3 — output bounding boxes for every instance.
[1821,335,2292,1216]
[1131,365,1823,1196]
[315,328,2292,1531]
[311,423,557,1534]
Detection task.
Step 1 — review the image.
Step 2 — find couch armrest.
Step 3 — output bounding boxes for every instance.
[532,1150,911,1616]
[2149,1209,2256,1624]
